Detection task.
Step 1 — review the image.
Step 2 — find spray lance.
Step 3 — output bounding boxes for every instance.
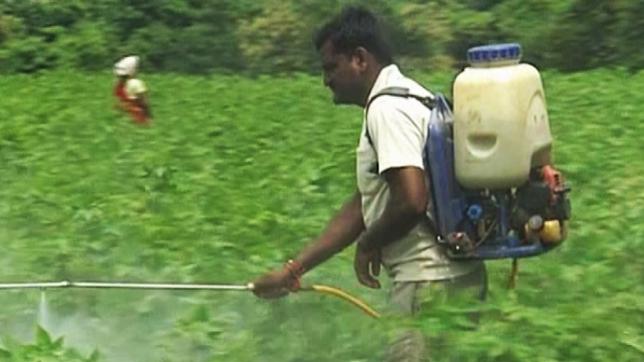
[0,280,380,319]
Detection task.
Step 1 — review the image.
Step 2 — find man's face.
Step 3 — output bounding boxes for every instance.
[319,40,365,105]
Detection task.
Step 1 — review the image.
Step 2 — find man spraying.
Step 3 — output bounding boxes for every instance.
[113,55,152,125]
[251,6,486,360]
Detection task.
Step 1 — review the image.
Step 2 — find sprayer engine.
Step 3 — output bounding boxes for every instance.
[440,165,571,259]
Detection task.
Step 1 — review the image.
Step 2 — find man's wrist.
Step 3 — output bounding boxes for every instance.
[283,259,305,290]
[284,259,305,278]
[356,236,375,252]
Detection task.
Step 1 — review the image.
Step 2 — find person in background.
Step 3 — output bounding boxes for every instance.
[250,6,487,361]
[113,55,152,125]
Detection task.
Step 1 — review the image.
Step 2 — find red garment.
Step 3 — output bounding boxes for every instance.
[114,81,148,124]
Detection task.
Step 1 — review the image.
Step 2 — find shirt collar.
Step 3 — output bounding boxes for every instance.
[366,64,402,105]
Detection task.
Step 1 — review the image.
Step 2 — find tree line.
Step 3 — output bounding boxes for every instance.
[0,0,641,74]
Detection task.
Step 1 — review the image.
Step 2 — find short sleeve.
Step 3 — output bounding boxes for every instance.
[125,78,147,99]
[367,97,426,174]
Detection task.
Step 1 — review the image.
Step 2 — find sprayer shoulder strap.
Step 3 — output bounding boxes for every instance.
[364,86,435,147]
[364,87,440,237]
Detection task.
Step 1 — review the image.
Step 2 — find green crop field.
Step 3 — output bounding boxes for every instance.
[0,69,642,362]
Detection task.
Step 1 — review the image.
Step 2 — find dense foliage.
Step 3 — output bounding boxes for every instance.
[0,68,642,361]
[1,0,642,74]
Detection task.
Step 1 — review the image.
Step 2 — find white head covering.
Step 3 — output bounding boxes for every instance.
[114,55,139,76]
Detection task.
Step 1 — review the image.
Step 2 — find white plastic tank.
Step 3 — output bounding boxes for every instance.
[453,43,553,189]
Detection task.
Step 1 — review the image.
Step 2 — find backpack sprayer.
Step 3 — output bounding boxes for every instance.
[430,43,571,261]
[370,44,571,285]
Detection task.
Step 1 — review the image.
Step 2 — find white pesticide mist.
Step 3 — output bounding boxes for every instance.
[37,290,210,362]
[38,290,51,328]
[2,289,235,362]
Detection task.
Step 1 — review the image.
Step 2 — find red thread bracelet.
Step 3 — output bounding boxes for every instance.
[284,259,305,291]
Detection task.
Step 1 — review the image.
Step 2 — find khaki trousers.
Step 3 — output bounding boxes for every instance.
[385,264,487,362]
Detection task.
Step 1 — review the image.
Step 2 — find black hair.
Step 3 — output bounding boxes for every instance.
[313,6,394,65]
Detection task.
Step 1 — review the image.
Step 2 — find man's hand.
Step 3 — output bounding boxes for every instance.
[354,243,381,289]
[251,268,297,299]
[252,260,305,299]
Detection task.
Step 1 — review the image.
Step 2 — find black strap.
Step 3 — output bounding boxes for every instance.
[364,87,435,146]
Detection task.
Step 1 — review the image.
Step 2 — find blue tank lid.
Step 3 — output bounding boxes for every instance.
[467,43,522,65]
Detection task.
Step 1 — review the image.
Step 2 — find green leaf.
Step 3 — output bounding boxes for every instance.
[35,326,52,347]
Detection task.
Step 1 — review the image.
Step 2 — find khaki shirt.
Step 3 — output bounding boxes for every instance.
[357,65,482,281]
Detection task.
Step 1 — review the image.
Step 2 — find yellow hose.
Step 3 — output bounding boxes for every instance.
[300,284,381,319]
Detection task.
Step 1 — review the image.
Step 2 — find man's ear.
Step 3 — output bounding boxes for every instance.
[352,47,370,71]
